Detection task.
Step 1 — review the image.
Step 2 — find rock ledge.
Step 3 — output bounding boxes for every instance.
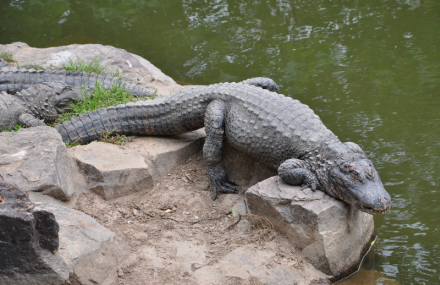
[246,176,375,280]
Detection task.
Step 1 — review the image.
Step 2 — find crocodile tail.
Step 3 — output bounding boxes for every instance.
[55,99,173,144]
[55,106,119,144]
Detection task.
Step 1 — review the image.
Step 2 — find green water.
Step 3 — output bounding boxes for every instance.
[1,0,439,283]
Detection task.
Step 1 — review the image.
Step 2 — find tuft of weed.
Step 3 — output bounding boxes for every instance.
[62,57,105,74]
[248,214,277,243]
[31,64,44,71]
[97,130,135,145]
[109,69,122,78]
[0,124,24,133]
[0,51,15,63]
[65,141,81,148]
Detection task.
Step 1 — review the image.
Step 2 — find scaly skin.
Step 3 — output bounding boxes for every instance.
[0,82,79,131]
[55,81,391,215]
[0,66,153,97]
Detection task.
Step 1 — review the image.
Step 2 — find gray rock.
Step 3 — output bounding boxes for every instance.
[68,141,154,200]
[0,126,87,201]
[194,245,330,285]
[123,129,206,181]
[0,182,69,285]
[246,176,375,280]
[35,202,130,285]
[0,42,183,97]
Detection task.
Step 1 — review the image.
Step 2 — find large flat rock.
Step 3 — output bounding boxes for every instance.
[123,129,206,180]
[193,245,330,285]
[0,126,86,201]
[68,142,154,200]
[0,42,187,96]
[35,202,130,285]
[246,176,375,280]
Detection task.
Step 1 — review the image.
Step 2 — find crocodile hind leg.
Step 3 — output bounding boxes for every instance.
[203,100,237,200]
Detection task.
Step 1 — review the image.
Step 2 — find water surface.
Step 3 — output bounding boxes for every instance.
[1,0,439,283]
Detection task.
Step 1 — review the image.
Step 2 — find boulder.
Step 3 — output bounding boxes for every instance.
[68,141,154,200]
[0,182,69,285]
[245,176,375,280]
[34,202,130,285]
[123,129,206,180]
[0,42,187,96]
[0,126,87,201]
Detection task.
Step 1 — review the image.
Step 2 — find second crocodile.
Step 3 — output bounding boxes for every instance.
[0,67,153,97]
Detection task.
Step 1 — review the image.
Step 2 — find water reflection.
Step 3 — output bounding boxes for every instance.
[1,0,440,283]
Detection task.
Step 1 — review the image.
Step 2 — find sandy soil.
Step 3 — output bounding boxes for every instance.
[73,152,326,285]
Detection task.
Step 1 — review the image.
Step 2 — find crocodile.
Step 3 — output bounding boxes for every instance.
[0,82,79,131]
[0,66,153,97]
[55,82,391,215]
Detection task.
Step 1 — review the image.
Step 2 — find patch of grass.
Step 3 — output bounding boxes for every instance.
[0,124,24,133]
[62,57,125,79]
[31,64,44,71]
[65,141,81,148]
[97,130,135,145]
[55,81,145,124]
[14,63,44,71]
[109,68,122,78]
[62,57,105,74]
[0,51,15,62]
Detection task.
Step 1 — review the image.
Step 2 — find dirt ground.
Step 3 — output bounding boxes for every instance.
[73,151,328,285]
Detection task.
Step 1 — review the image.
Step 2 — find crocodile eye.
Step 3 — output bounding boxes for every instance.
[351,170,362,181]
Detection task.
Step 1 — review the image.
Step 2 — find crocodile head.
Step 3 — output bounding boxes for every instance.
[320,141,391,215]
[328,157,391,215]
[54,85,81,114]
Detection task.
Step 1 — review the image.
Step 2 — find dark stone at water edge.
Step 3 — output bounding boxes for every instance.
[0,182,69,285]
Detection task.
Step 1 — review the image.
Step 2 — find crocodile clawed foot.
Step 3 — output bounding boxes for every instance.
[209,173,238,200]
[301,184,316,191]
[300,181,323,191]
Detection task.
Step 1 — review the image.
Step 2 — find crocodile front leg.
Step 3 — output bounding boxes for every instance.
[278,159,323,191]
[18,113,46,128]
[203,100,237,200]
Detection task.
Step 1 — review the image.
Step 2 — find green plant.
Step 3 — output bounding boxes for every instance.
[62,57,125,79]
[31,64,44,71]
[0,124,24,133]
[65,141,80,148]
[62,57,105,74]
[109,69,122,78]
[55,81,142,124]
[0,51,14,62]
